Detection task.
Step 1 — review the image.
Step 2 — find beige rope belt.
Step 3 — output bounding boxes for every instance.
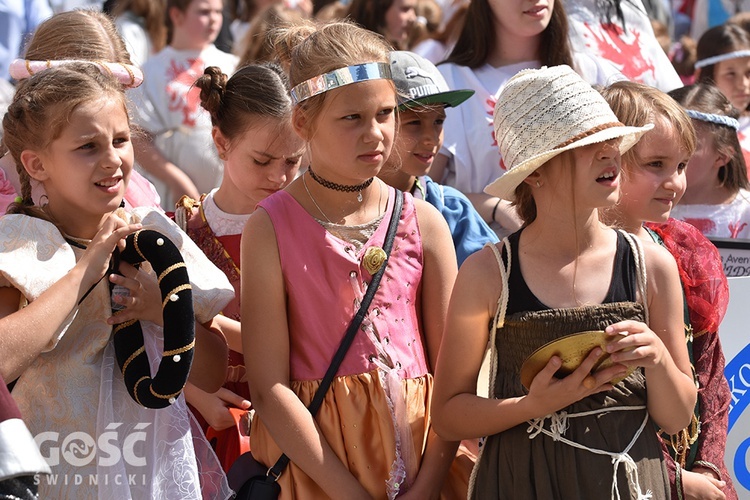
[469,231,652,498]
[526,406,653,500]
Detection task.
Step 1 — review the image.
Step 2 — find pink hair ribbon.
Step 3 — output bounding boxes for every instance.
[9,59,143,88]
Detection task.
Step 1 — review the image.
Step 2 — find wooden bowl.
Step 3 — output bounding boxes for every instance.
[519,330,634,390]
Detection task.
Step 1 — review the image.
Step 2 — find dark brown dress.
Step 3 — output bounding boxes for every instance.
[470,231,670,500]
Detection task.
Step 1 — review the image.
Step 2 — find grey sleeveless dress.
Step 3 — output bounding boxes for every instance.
[470,232,670,500]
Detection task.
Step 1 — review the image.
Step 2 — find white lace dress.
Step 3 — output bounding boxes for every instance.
[0,207,235,499]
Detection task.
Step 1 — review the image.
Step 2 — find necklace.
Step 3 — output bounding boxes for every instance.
[307,167,374,202]
[303,172,334,223]
[64,235,91,249]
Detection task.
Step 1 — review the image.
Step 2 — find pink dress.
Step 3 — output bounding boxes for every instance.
[250,188,432,499]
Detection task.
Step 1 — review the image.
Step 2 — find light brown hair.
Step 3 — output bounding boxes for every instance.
[670,83,749,191]
[113,0,168,54]
[196,63,292,143]
[600,81,696,168]
[237,3,304,66]
[273,20,392,132]
[2,64,128,220]
[24,10,133,64]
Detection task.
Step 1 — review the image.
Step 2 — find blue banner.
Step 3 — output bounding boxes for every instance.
[726,343,750,433]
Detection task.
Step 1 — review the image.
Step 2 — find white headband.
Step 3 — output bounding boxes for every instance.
[685,109,740,130]
[694,50,750,69]
[290,62,391,105]
[9,59,143,88]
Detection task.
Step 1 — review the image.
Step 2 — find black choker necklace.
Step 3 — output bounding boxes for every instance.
[307,167,374,202]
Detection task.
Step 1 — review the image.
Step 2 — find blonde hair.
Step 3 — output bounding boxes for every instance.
[273,20,392,130]
[113,0,168,54]
[600,81,696,169]
[2,64,127,219]
[24,10,133,64]
[238,3,305,67]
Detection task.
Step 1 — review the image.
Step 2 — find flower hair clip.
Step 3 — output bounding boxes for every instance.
[9,59,144,88]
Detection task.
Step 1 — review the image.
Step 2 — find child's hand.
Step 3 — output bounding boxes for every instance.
[604,320,668,369]
[195,387,251,431]
[682,468,726,500]
[77,213,141,291]
[525,347,629,416]
[107,262,163,326]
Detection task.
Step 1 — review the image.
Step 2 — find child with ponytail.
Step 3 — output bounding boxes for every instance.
[242,20,462,499]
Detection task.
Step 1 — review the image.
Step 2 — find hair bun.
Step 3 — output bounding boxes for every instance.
[197,66,228,117]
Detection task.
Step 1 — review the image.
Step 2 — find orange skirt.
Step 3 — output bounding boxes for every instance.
[249,370,471,499]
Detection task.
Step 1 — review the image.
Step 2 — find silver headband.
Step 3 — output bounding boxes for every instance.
[694,49,750,69]
[290,62,392,105]
[686,109,740,130]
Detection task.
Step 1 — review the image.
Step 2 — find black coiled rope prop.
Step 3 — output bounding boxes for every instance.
[112,229,195,409]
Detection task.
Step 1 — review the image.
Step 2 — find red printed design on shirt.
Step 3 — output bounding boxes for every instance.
[729,221,747,238]
[582,22,656,83]
[165,57,205,127]
[486,97,505,170]
[683,217,717,235]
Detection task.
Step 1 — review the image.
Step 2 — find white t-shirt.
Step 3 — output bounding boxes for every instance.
[115,11,152,67]
[412,38,452,65]
[436,56,619,196]
[671,189,750,239]
[737,116,750,168]
[564,0,682,92]
[438,60,540,194]
[129,45,238,207]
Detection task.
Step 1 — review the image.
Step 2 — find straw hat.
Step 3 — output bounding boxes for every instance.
[484,65,654,200]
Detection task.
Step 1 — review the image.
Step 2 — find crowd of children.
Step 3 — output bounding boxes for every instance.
[1,0,749,498]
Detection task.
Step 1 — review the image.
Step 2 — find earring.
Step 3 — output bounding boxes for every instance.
[219,152,226,160]
[535,181,541,188]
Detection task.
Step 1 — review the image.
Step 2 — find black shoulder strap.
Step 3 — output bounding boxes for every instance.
[267,188,404,480]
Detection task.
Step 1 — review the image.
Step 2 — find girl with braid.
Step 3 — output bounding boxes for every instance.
[0,10,164,214]
[0,63,235,499]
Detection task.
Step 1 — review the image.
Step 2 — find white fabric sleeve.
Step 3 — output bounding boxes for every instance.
[132,207,234,323]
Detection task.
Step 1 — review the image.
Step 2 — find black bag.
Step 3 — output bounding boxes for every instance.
[229,452,280,500]
[229,190,404,499]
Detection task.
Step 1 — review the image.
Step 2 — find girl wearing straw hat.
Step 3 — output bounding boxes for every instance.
[432,65,697,499]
